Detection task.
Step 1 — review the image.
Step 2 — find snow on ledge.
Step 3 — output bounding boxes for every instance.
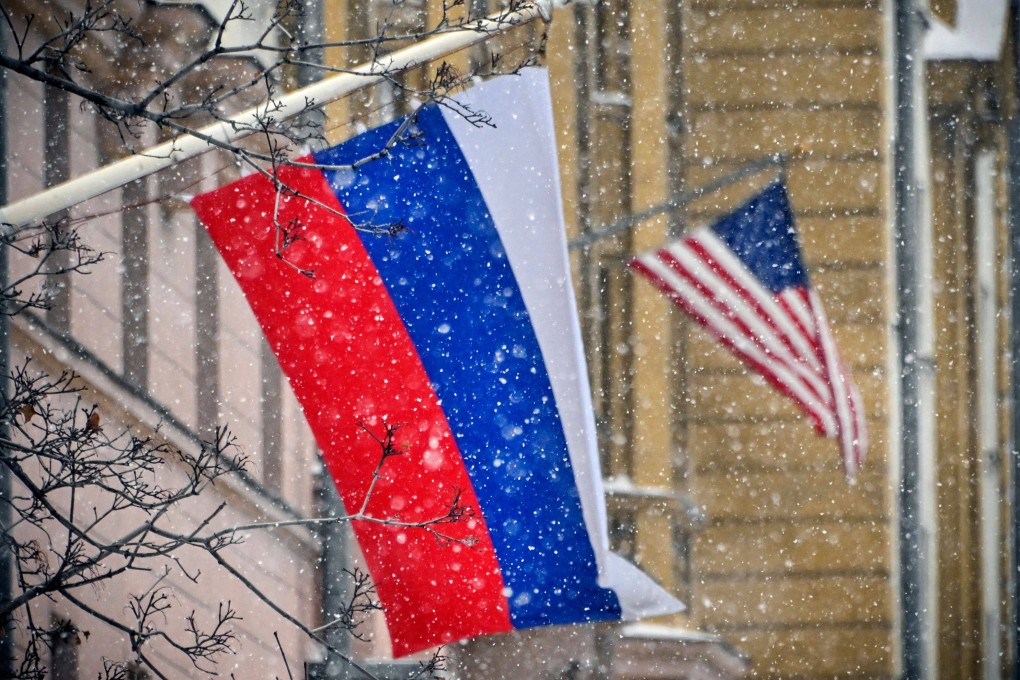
[620,623,723,644]
[603,474,675,500]
[924,0,1007,62]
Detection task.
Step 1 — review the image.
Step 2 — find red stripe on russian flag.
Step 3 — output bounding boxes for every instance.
[191,162,513,656]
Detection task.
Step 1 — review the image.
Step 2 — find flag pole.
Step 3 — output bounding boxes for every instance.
[0,0,565,230]
[567,153,787,251]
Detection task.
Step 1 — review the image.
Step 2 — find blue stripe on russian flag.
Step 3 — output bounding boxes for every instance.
[314,105,622,628]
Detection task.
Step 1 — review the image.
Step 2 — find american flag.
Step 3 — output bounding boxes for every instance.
[629,181,867,479]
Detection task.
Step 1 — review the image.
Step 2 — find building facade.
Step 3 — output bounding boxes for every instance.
[4,0,1020,679]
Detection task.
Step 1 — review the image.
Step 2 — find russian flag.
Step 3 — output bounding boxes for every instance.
[191,68,681,657]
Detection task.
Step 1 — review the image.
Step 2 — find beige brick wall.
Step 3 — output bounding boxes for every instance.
[679,0,894,668]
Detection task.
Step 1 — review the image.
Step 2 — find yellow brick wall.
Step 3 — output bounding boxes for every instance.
[678,0,894,674]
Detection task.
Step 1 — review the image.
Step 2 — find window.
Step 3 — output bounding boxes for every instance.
[49,618,79,680]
